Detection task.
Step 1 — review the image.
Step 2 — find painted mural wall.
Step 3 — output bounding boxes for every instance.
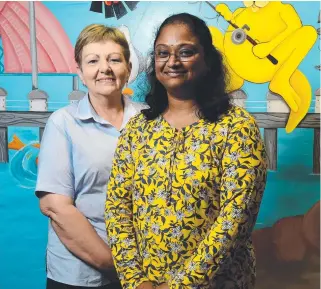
[0,1,319,289]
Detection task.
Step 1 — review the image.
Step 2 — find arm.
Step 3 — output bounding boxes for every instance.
[39,193,113,269]
[168,116,267,289]
[105,121,151,289]
[36,118,113,270]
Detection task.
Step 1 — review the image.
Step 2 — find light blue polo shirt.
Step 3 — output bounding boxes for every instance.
[36,94,146,287]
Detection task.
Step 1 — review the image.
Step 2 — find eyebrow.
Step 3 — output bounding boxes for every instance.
[83,53,98,59]
[155,43,197,49]
[83,52,123,58]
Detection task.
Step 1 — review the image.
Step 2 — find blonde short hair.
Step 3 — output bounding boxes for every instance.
[74,24,130,66]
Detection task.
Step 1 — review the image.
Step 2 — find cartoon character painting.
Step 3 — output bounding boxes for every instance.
[208,1,318,133]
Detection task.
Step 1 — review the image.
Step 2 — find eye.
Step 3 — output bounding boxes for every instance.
[156,50,170,58]
[88,59,98,64]
[179,49,195,58]
[109,57,122,63]
[108,53,124,64]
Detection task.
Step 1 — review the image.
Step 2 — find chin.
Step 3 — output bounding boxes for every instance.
[164,80,194,91]
[100,86,119,94]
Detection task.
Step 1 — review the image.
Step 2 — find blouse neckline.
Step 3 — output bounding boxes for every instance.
[158,114,205,133]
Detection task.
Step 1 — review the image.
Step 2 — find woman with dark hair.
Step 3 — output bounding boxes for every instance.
[105,13,267,289]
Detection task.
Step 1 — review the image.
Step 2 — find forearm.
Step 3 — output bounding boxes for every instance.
[106,218,150,289]
[106,199,150,288]
[48,205,113,270]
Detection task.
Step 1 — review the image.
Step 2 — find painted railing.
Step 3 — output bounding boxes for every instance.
[0,108,319,174]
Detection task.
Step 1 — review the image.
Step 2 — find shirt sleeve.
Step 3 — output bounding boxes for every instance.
[105,120,150,289]
[35,116,74,198]
[168,116,268,289]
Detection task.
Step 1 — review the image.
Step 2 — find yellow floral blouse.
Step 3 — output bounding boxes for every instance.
[105,106,267,289]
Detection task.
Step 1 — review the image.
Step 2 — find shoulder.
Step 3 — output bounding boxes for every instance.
[48,102,77,124]
[219,105,258,130]
[46,102,78,132]
[123,112,147,132]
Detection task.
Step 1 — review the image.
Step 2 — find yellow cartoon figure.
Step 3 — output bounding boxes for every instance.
[208,1,317,132]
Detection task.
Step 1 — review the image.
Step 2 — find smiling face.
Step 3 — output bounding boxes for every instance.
[77,41,131,99]
[154,24,208,94]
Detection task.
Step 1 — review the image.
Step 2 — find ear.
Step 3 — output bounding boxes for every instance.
[76,65,86,86]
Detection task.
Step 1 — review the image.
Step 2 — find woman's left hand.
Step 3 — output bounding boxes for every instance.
[156,283,170,289]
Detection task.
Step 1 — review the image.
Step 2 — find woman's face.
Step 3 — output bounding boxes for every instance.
[154,24,208,93]
[77,41,131,98]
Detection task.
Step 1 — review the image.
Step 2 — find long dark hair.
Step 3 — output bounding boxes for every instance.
[142,13,231,122]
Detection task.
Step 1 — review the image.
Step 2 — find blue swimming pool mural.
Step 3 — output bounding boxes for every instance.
[0,1,319,289]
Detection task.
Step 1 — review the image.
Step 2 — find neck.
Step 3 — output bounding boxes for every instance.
[166,92,196,114]
[163,93,199,130]
[88,92,124,128]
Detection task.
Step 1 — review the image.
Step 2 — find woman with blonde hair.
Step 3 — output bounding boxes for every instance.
[36,24,146,289]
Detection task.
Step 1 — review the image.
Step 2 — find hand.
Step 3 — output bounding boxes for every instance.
[252,42,272,59]
[216,3,232,21]
[136,281,155,289]
[156,283,170,289]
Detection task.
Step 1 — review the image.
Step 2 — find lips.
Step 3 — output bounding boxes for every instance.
[164,71,186,77]
[96,78,116,83]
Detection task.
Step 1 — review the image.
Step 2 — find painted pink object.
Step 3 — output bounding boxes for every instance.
[0,1,76,73]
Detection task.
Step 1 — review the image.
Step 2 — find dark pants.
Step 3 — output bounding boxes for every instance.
[46,278,122,289]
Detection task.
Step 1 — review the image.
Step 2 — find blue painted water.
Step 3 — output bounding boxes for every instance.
[0,128,47,289]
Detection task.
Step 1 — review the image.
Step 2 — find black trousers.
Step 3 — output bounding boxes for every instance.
[46,278,122,289]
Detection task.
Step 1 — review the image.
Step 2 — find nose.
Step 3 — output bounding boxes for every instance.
[99,59,111,73]
[166,53,181,67]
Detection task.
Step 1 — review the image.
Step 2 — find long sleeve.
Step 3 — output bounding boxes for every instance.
[105,121,150,289]
[168,116,267,289]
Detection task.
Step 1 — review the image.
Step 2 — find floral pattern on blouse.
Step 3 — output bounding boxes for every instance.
[105,106,267,289]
